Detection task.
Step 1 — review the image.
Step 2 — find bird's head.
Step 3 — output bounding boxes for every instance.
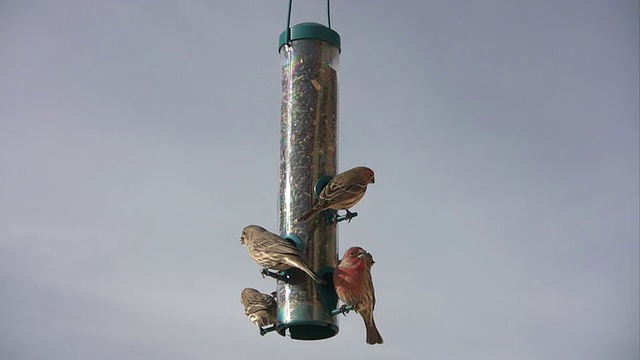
[240,225,263,245]
[240,287,259,305]
[340,246,369,267]
[360,167,375,184]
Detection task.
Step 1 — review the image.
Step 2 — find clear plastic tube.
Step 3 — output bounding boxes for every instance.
[276,36,339,340]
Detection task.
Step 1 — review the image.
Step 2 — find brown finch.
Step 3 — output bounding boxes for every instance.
[296,166,375,223]
[334,246,383,345]
[240,225,326,284]
[240,288,277,335]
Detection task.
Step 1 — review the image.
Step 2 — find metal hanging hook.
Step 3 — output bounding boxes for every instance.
[285,0,332,45]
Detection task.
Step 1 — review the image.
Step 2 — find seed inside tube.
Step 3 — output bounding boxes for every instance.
[278,39,339,329]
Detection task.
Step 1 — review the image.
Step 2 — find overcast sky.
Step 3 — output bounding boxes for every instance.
[1,1,638,359]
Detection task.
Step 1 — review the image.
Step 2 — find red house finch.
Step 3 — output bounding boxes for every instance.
[240,288,277,335]
[240,225,326,284]
[296,166,375,223]
[334,246,383,345]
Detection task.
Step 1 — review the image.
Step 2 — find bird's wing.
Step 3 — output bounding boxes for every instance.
[244,293,277,314]
[321,181,367,202]
[253,233,302,256]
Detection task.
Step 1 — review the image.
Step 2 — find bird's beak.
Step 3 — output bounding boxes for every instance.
[371,176,375,184]
[239,236,245,244]
[356,249,368,258]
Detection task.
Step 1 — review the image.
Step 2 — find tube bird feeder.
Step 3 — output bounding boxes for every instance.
[275,21,341,340]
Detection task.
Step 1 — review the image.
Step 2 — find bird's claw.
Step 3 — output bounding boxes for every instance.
[329,304,354,317]
[345,210,355,223]
[335,210,358,223]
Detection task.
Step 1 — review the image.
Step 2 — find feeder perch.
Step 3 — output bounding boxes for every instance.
[260,325,278,336]
[330,304,354,317]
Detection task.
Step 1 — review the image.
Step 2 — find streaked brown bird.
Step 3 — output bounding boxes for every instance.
[296,166,375,223]
[240,288,277,335]
[334,246,383,345]
[240,225,326,284]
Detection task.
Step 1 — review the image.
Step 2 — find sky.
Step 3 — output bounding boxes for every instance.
[0,0,638,359]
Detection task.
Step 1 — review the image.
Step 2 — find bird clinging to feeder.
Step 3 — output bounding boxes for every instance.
[334,246,384,345]
[296,166,375,223]
[240,288,278,336]
[240,225,326,285]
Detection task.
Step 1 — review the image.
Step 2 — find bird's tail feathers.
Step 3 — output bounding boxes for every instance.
[363,312,383,345]
[295,207,322,223]
[289,258,326,285]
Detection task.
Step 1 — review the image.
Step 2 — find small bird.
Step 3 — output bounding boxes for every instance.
[334,246,383,345]
[240,288,277,335]
[240,225,326,284]
[296,166,375,223]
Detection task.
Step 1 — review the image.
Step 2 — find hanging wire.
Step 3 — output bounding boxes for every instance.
[285,0,293,44]
[327,0,331,29]
[284,0,332,45]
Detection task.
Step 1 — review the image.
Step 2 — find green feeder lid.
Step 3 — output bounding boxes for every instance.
[279,22,341,52]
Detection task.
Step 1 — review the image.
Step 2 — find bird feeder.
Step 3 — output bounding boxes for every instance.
[275,2,341,340]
